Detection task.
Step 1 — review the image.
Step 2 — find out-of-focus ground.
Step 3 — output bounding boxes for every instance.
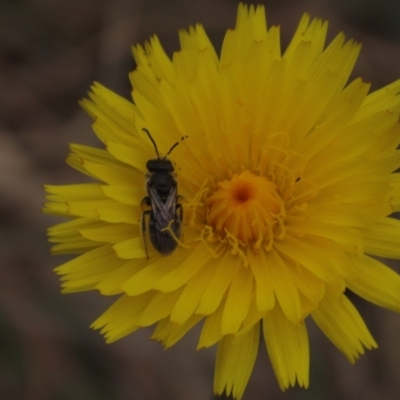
[1,0,400,399]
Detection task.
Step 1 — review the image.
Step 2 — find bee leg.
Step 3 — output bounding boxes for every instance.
[141,197,151,259]
[141,196,151,207]
[176,203,183,223]
[141,210,151,259]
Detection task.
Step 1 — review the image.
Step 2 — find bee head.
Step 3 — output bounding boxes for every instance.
[146,158,174,173]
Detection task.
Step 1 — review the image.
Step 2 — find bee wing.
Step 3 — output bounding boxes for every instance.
[148,186,177,230]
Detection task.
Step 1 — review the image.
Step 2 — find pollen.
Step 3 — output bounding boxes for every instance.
[206,170,286,249]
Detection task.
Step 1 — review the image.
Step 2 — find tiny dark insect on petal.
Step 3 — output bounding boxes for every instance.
[141,128,186,256]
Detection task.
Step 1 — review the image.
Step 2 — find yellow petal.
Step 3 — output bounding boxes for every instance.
[56,245,126,292]
[214,325,260,399]
[347,255,400,312]
[95,258,148,295]
[311,293,377,364]
[137,289,183,327]
[113,238,146,259]
[122,248,191,295]
[153,243,212,292]
[80,223,139,243]
[362,217,400,259]
[275,235,341,284]
[151,314,203,348]
[196,252,240,315]
[170,259,216,324]
[91,293,154,343]
[221,266,253,335]
[197,299,225,349]
[247,247,275,312]
[263,306,309,390]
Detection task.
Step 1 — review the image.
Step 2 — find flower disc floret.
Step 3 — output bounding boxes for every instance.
[206,170,285,250]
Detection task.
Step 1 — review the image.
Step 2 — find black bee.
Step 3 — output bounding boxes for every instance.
[141,128,186,256]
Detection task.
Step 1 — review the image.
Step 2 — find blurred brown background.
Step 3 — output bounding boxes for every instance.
[1,0,400,399]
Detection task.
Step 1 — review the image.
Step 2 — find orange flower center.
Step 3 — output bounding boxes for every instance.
[206,170,286,250]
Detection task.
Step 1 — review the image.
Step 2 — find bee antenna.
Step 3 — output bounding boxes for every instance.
[143,128,160,159]
[164,135,188,159]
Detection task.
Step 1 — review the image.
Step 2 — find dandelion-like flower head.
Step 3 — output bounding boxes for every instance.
[44,4,400,398]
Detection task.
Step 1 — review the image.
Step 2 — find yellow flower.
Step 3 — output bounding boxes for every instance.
[43,3,400,399]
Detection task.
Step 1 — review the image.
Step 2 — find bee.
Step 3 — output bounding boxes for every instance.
[141,128,187,256]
